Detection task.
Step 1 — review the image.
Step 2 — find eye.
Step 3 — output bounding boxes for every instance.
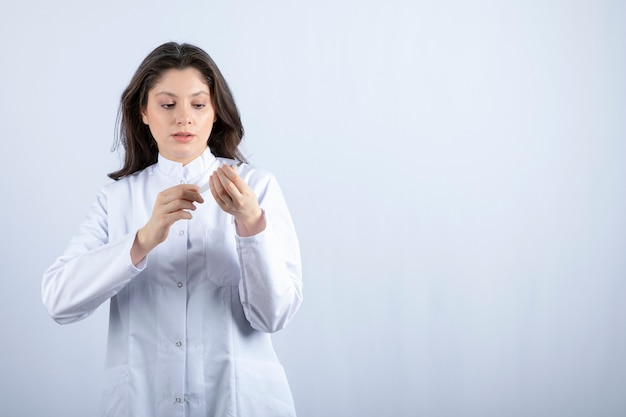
[161,103,175,109]
[193,104,206,109]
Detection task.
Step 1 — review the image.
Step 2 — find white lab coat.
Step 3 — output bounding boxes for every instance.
[42,149,303,417]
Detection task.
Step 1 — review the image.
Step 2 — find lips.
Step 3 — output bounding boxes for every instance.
[172,132,195,142]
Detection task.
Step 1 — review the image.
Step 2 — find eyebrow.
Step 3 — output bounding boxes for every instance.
[154,91,210,98]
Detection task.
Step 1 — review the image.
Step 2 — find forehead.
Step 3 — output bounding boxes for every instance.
[150,67,210,94]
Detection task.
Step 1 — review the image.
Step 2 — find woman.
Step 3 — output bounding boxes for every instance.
[42,42,303,417]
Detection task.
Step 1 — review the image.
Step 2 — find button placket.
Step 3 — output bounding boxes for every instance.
[163,179,188,411]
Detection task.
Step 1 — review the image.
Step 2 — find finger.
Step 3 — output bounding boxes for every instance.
[181,189,204,204]
[167,208,194,220]
[155,201,197,218]
[154,194,197,212]
[170,199,198,212]
[155,210,193,232]
[161,185,204,204]
[176,185,204,204]
[215,167,243,201]
[145,206,193,238]
[162,183,199,194]
[209,178,224,208]
[218,165,247,192]
[210,173,232,206]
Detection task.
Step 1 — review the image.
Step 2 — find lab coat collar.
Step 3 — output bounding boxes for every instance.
[156,148,217,181]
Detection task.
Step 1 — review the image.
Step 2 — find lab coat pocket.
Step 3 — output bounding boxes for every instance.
[98,365,129,417]
[205,227,241,286]
[236,359,297,417]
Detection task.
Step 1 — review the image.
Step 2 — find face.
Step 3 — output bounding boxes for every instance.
[141,67,216,165]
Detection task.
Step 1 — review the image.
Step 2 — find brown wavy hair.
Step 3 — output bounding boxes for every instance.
[109,42,245,180]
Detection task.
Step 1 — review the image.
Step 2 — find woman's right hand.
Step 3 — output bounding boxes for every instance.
[131,184,204,264]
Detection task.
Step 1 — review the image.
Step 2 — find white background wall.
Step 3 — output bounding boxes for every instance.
[1,1,625,416]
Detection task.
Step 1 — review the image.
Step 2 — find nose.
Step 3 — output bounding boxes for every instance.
[176,110,191,125]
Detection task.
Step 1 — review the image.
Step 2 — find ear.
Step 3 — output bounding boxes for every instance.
[141,107,149,125]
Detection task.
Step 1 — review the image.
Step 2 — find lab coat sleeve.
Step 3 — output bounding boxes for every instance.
[236,174,303,333]
[42,189,144,325]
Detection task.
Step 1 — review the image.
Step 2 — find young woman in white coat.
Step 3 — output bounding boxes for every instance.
[42,42,303,417]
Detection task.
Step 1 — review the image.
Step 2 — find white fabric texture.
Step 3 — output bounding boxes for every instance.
[42,148,303,417]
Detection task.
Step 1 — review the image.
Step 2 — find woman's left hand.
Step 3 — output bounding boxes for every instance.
[209,164,266,237]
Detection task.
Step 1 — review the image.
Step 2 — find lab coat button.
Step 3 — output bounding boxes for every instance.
[175,397,183,403]
[179,230,184,236]
[176,341,182,347]
[177,282,183,288]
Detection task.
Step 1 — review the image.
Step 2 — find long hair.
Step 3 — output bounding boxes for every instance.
[108,42,245,180]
